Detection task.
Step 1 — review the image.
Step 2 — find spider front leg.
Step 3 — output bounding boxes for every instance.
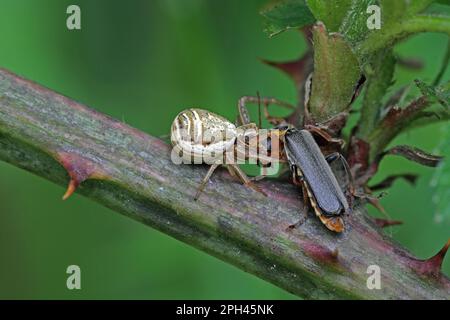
[237,95,295,126]
[304,124,345,148]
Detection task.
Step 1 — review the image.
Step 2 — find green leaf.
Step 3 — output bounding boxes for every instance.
[305,0,352,32]
[339,0,442,55]
[261,0,316,37]
[403,80,450,128]
[308,23,361,122]
[415,80,450,109]
[430,125,450,224]
[339,0,377,45]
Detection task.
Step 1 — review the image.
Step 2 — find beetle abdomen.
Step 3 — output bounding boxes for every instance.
[285,129,349,216]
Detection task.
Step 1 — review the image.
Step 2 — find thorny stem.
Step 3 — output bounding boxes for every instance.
[0,68,449,299]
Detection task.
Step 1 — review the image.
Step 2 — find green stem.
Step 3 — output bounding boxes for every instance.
[357,50,396,140]
[359,15,450,56]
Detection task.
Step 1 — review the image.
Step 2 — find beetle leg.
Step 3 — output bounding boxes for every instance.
[325,152,340,163]
[301,182,310,208]
[287,183,310,231]
[287,170,309,230]
[326,152,356,208]
[237,95,295,126]
[288,165,302,185]
[326,152,353,182]
[194,164,220,200]
[292,172,304,186]
[229,164,267,196]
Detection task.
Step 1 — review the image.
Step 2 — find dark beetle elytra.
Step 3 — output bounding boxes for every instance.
[284,129,350,232]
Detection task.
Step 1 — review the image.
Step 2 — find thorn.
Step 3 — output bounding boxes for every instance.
[426,239,450,275]
[56,152,107,201]
[366,196,387,215]
[260,52,312,90]
[374,218,403,228]
[62,179,78,200]
[303,242,340,265]
[415,239,450,277]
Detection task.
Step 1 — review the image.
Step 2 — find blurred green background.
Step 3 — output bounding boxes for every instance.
[0,0,448,299]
